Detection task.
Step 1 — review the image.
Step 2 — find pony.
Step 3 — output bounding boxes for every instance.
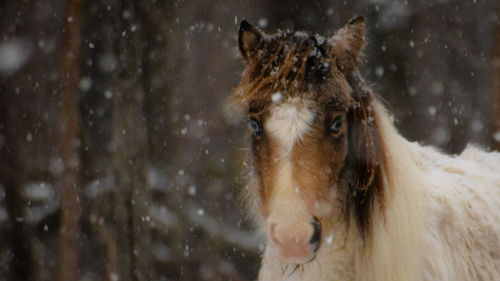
[230,17,500,281]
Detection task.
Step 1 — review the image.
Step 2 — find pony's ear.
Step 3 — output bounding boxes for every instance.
[239,20,264,62]
[329,16,366,73]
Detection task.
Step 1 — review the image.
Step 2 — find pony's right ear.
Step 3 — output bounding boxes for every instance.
[239,20,264,62]
[328,16,366,74]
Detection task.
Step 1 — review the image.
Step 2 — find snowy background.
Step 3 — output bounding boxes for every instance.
[0,0,499,280]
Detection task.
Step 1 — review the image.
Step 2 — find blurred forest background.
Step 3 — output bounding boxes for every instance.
[0,0,499,280]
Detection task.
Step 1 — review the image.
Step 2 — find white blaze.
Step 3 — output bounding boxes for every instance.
[265,98,315,223]
[265,97,314,157]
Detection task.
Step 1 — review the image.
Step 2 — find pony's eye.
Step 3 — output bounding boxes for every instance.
[330,116,343,134]
[249,118,262,135]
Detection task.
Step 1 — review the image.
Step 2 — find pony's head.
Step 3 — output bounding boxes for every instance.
[232,17,387,265]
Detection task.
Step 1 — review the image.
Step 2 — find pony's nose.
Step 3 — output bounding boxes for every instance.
[269,217,322,264]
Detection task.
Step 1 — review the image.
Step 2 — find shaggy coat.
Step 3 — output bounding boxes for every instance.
[232,17,500,281]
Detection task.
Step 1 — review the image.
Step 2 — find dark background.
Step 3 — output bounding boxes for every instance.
[0,0,499,280]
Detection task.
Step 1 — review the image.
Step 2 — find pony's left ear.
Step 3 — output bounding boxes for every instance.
[328,16,366,73]
[239,20,264,62]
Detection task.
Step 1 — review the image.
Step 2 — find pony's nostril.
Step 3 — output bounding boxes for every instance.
[309,217,322,252]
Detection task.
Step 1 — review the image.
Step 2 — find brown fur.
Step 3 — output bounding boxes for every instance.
[233,17,389,239]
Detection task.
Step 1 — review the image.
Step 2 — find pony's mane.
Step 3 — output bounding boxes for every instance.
[341,73,390,239]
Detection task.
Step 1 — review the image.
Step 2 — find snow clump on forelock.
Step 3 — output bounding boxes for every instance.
[314,34,326,46]
[271,92,283,103]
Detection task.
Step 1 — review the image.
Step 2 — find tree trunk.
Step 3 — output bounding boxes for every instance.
[0,87,34,281]
[110,1,151,280]
[493,2,500,151]
[58,0,82,280]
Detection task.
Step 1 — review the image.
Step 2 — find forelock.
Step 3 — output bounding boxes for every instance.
[232,30,334,109]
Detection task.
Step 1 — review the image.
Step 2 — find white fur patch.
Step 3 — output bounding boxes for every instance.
[265,98,314,156]
[265,98,315,238]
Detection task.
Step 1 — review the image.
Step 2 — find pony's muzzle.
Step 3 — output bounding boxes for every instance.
[269,217,322,264]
